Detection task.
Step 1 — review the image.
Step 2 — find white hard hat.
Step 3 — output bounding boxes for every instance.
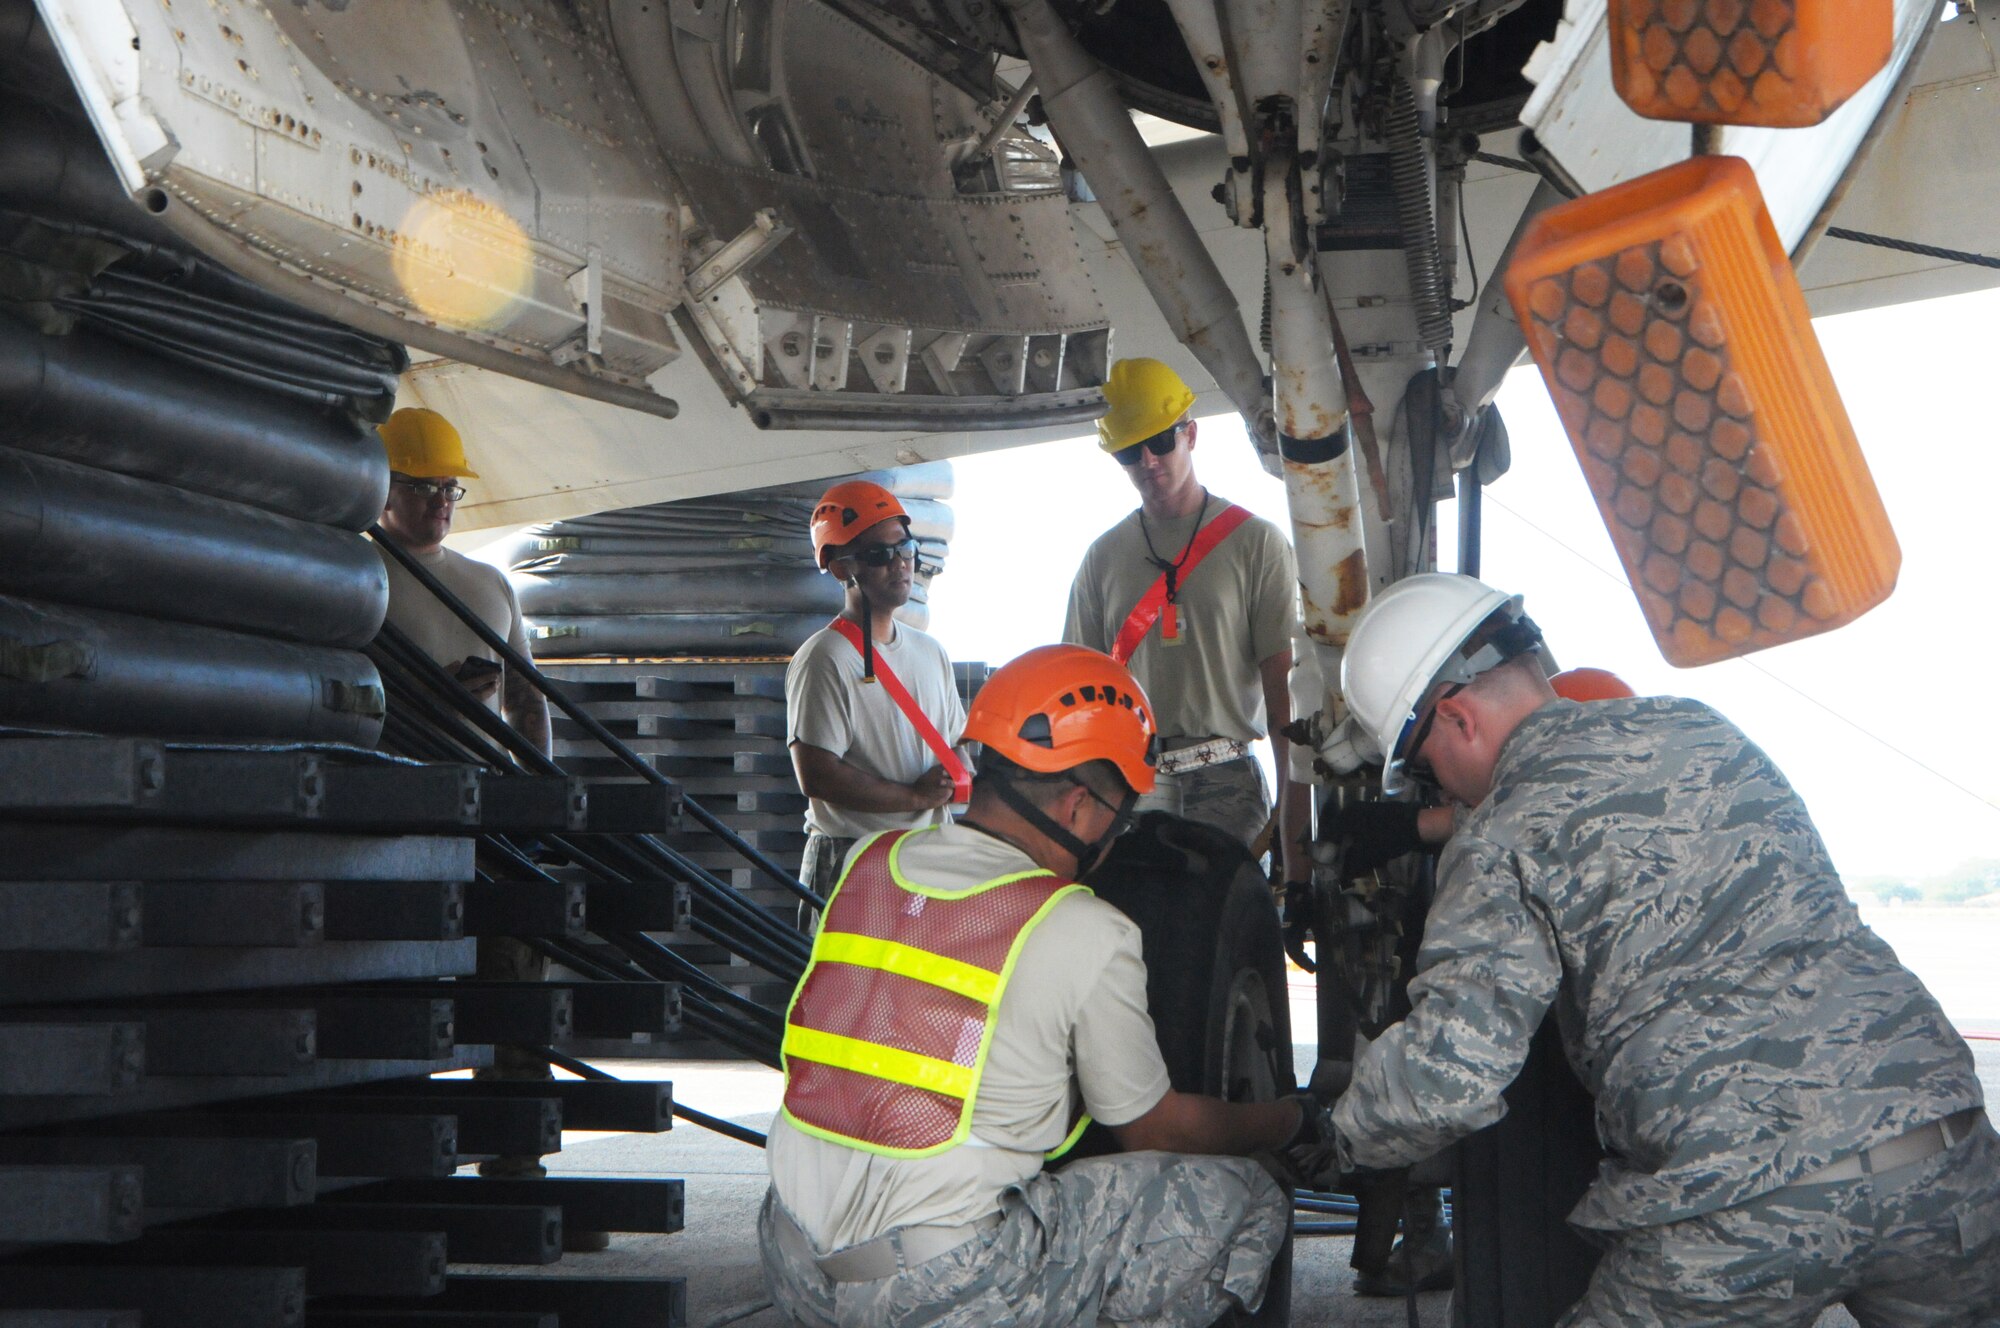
[1339,573,1550,794]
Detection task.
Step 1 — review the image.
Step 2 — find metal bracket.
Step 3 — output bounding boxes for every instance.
[554,248,605,365]
[685,209,794,303]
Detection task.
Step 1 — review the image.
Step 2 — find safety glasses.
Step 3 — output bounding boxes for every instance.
[1113,424,1185,466]
[1071,777,1139,840]
[846,536,918,568]
[1395,682,1465,784]
[393,479,467,502]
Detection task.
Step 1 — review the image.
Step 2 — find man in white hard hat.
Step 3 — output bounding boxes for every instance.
[1320,572,1998,1326]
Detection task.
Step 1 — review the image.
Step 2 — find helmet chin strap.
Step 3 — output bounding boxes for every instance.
[990,777,1134,876]
[853,582,876,681]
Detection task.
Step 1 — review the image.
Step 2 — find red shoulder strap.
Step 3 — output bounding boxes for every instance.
[1110,504,1255,665]
[828,618,970,803]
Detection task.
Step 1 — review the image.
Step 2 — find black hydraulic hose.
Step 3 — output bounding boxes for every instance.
[370,529,824,911]
[377,622,808,969]
[374,628,804,1010]
[471,826,795,1020]
[602,927,788,1030]
[561,829,808,972]
[684,1009,782,1069]
[374,626,537,765]
[672,1102,768,1150]
[551,820,810,972]
[538,1048,770,1147]
[543,828,807,979]
[532,936,635,984]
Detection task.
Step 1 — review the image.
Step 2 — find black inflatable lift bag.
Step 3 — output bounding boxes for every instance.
[498,531,816,565]
[508,548,812,576]
[513,566,841,617]
[525,612,827,659]
[0,592,385,745]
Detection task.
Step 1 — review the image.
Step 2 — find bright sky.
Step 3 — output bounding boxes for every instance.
[927,284,2000,886]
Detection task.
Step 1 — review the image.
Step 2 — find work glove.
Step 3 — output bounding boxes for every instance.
[1277,1092,1343,1190]
[1281,879,1317,974]
[1318,800,1425,879]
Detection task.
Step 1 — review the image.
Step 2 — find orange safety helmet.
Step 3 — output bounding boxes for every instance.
[965,645,1158,794]
[811,479,909,570]
[1551,667,1637,702]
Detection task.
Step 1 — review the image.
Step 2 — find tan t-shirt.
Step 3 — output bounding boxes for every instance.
[766,823,1172,1252]
[375,541,532,714]
[1063,500,1297,745]
[785,622,966,839]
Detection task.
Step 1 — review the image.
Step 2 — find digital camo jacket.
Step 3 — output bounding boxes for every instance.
[1332,695,1984,1231]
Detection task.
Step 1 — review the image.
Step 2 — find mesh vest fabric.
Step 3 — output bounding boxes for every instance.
[781,829,1088,1158]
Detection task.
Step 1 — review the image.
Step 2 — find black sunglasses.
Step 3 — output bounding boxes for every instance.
[845,536,918,568]
[1113,424,1184,466]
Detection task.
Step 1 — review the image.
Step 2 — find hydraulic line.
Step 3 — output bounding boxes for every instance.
[373,529,824,912]
[373,624,809,974]
[1385,76,1454,355]
[542,1049,773,1147]
[372,633,810,999]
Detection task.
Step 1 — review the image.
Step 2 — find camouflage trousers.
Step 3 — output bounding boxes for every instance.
[473,936,553,1084]
[759,1151,1289,1328]
[797,831,855,933]
[1134,755,1270,853]
[1561,1114,2000,1327]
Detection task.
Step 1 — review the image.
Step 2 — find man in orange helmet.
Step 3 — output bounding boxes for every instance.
[1064,357,1308,887]
[761,645,1321,1326]
[785,479,969,911]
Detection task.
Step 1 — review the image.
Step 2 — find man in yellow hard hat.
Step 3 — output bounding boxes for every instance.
[374,406,549,754]
[1062,357,1308,888]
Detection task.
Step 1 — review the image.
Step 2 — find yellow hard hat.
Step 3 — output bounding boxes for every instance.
[378,407,480,479]
[1096,357,1196,455]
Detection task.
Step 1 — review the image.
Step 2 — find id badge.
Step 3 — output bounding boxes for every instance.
[1161,602,1184,645]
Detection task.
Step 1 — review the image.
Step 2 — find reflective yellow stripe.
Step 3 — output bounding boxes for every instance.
[814,932,1001,1005]
[1045,1114,1093,1162]
[783,1025,974,1099]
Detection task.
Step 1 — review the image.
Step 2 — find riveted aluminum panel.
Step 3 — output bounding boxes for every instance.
[37,0,684,401]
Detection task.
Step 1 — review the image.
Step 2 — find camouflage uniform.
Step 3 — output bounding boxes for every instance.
[796,830,855,931]
[759,1150,1289,1328]
[1331,697,1996,1323]
[1563,1115,2000,1325]
[1135,755,1269,851]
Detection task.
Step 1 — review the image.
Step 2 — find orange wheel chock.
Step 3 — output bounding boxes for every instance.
[1504,155,1899,668]
[1610,0,1891,126]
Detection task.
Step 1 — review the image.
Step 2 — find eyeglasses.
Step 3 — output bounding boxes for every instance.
[1113,424,1184,466]
[393,479,467,502]
[846,536,918,568]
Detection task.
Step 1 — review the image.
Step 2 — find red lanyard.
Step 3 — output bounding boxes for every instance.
[829,617,971,803]
[1111,504,1253,665]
